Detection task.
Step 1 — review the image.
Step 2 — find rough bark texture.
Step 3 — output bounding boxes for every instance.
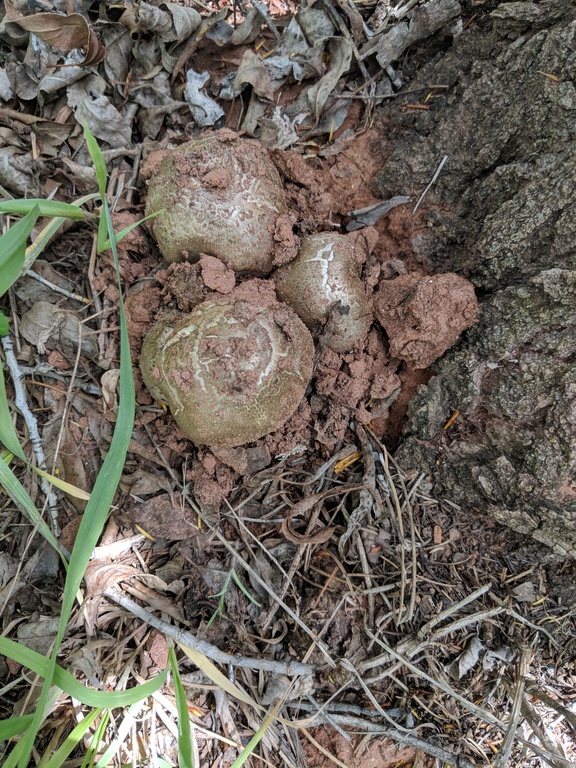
[374,0,576,555]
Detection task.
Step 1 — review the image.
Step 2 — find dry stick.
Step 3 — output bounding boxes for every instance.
[104,589,312,676]
[360,604,505,679]
[368,432,420,623]
[389,453,418,624]
[339,657,414,734]
[325,0,371,82]
[304,711,479,768]
[48,322,83,481]
[517,692,572,768]
[25,271,89,304]
[412,154,448,216]
[2,333,59,535]
[380,448,408,624]
[494,645,531,768]
[183,503,335,666]
[365,628,507,731]
[524,681,576,732]
[138,432,334,663]
[260,483,364,634]
[489,592,561,649]
[415,582,492,638]
[300,730,349,768]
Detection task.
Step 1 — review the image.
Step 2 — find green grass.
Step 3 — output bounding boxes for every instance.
[0,125,173,767]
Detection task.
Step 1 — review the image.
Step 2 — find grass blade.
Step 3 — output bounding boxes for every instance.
[229,701,283,768]
[21,194,98,276]
[0,457,61,553]
[98,210,162,252]
[177,643,261,711]
[6,126,136,768]
[0,716,33,742]
[80,710,109,768]
[33,467,91,501]
[0,207,40,297]
[0,199,92,219]
[41,708,102,768]
[0,362,25,460]
[169,647,195,768]
[0,636,168,709]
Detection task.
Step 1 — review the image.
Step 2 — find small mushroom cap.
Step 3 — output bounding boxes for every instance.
[145,132,287,274]
[140,298,315,448]
[274,233,373,352]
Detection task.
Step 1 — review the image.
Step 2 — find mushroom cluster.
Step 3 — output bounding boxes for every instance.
[142,133,374,448]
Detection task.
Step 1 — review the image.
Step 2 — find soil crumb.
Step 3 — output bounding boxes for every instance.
[199,254,235,294]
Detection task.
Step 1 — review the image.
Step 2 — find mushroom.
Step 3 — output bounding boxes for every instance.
[273,233,372,352]
[140,298,315,448]
[145,131,287,274]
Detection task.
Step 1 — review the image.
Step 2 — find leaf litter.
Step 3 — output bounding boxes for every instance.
[0,0,575,766]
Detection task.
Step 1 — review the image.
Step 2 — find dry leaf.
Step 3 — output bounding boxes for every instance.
[233,49,277,101]
[101,369,121,412]
[5,4,105,66]
[281,483,364,544]
[305,36,352,120]
[281,517,335,545]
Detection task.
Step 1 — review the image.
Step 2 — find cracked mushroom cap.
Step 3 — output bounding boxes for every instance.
[274,233,373,352]
[145,131,287,274]
[140,298,315,448]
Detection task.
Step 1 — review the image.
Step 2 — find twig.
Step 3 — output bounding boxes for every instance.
[518,691,572,768]
[26,270,90,304]
[104,588,313,676]
[412,154,448,216]
[303,711,479,768]
[524,681,576,732]
[365,628,507,731]
[416,582,493,637]
[489,592,561,648]
[494,644,531,768]
[2,333,59,535]
[259,483,364,637]
[338,426,378,564]
[340,657,414,733]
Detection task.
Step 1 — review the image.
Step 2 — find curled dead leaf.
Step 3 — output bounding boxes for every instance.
[281,517,335,545]
[281,483,364,545]
[5,4,105,66]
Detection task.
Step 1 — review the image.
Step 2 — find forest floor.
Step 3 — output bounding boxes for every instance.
[1,0,575,766]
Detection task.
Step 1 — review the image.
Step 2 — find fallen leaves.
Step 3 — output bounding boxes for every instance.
[5,4,105,66]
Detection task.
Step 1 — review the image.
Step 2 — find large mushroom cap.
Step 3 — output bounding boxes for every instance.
[140,298,315,448]
[145,131,287,274]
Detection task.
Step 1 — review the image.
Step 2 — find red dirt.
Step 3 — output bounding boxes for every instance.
[374,272,479,369]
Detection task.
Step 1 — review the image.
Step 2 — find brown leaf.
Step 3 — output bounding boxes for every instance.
[5,4,105,66]
[281,483,365,545]
[281,518,335,545]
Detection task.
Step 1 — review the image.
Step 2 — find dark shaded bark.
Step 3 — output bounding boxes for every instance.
[375,0,576,556]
